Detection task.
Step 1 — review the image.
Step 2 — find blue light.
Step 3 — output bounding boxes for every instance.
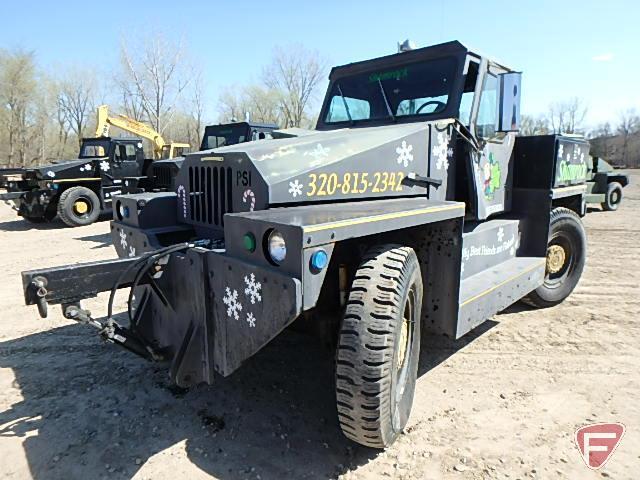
[310,249,328,271]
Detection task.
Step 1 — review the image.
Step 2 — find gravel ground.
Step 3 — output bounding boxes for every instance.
[0,172,638,480]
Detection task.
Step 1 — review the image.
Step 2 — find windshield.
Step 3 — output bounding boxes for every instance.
[79,140,109,158]
[323,56,457,124]
[201,124,250,150]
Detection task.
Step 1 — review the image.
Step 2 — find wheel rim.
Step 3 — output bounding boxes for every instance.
[544,232,575,289]
[610,189,620,205]
[72,197,93,218]
[392,284,417,430]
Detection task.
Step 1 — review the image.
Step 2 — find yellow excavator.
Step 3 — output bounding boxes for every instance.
[95,105,191,160]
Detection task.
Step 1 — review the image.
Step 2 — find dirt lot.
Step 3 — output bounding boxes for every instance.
[0,173,638,480]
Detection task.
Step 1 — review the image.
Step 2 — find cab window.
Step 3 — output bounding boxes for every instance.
[476,73,498,138]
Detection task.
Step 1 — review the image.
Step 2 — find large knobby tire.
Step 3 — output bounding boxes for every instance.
[22,215,46,223]
[602,181,623,211]
[523,207,586,308]
[336,244,423,448]
[57,186,100,227]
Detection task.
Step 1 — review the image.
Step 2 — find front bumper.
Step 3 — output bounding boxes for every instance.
[0,188,55,218]
[22,245,302,387]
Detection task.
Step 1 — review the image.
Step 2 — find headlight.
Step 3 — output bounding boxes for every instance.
[267,230,286,264]
[117,201,130,219]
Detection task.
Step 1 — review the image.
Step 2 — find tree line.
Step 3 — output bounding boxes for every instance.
[1,35,638,168]
[0,34,326,167]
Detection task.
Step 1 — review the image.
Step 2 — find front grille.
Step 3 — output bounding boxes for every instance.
[153,164,173,188]
[188,165,233,226]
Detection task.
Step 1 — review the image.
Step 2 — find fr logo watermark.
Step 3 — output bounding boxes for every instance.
[575,422,625,470]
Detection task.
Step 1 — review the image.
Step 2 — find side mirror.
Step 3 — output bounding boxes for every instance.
[497,72,522,132]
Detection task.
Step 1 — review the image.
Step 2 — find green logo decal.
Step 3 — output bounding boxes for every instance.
[556,159,587,183]
[483,152,502,200]
[368,67,409,83]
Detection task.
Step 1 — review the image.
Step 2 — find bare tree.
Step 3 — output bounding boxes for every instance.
[617,108,639,166]
[519,114,550,136]
[57,70,96,148]
[262,44,327,127]
[548,97,587,134]
[120,31,193,134]
[186,69,205,147]
[0,49,37,166]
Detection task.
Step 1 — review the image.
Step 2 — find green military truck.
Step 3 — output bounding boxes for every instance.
[21,41,590,448]
[585,156,629,211]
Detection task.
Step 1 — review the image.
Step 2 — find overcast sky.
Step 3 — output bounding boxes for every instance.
[2,0,638,129]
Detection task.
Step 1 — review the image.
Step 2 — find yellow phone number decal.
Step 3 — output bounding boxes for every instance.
[307,171,405,197]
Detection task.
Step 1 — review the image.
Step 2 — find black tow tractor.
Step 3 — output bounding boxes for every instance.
[0,137,149,227]
[132,121,278,194]
[21,41,590,448]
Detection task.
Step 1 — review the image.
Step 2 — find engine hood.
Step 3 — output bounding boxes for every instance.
[208,121,456,205]
[32,158,108,180]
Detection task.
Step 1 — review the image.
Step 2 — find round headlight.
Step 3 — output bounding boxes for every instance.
[267,230,286,264]
[117,202,130,219]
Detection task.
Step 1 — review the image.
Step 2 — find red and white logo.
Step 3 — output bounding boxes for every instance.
[575,422,625,470]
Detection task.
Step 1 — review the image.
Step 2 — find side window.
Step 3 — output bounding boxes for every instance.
[459,61,479,126]
[125,144,137,160]
[476,73,498,138]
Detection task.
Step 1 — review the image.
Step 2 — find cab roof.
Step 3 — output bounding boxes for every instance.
[329,40,514,80]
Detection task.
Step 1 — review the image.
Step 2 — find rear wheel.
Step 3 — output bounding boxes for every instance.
[57,186,100,227]
[602,181,623,211]
[335,244,423,448]
[523,207,586,308]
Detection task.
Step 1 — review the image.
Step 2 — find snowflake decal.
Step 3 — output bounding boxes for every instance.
[289,179,303,198]
[79,163,92,172]
[304,143,330,160]
[497,227,505,243]
[246,312,256,328]
[46,170,55,178]
[396,141,414,167]
[119,230,128,249]
[100,161,110,172]
[244,273,262,304]
[223,287,243,320]
[558,144,564,159]
[432,133,450,171]
[128,246,136,258]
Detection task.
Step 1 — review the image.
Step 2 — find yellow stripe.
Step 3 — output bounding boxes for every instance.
[53,178,101,183]
[554,185,586,194]
[303,203,464,233]
[460,260,545,307]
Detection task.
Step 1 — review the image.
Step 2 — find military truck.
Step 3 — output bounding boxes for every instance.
[141,122,278,193]
[20,41,590,449]
[585,156,629,211]
[0,137,150,227]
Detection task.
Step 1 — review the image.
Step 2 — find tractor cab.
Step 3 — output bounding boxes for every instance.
[200,122,278,150]
[316,40,524,221]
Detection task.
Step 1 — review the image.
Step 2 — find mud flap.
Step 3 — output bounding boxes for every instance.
[133,249,212,387]
[208,253,302,377]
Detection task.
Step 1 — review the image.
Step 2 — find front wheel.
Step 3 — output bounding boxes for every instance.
[335,244,423,448]
[57,186,101,227]
[602,181,623,211]
[523,207,586,308]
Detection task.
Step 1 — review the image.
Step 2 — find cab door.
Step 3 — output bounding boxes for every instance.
[468,65,516,219]
[110,142,143,180]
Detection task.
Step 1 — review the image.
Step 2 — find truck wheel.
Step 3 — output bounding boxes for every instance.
[23,215,46,223]
[57,186,100,227]
[602,182,623,211]
[523,207,586,308]
[336,244,423,448]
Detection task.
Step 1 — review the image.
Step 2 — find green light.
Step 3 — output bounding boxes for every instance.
[243,233,256,252]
